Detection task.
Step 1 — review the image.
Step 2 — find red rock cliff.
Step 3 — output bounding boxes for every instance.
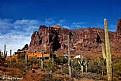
[28,19,121,56]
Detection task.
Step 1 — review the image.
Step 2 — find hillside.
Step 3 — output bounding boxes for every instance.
[28,18,121,57]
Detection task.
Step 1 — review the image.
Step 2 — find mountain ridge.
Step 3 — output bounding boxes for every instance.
[21,18,121,57]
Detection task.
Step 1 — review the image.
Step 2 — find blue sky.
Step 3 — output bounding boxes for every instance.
[0,0,121,54]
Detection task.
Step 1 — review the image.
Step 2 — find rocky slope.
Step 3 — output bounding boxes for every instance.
[28,19,121,57]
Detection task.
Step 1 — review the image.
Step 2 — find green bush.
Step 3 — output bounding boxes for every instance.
[55,56,68,65]
[112,56,121,80]
[28,57,38,65]
[17,53,25,61]
[44,60,57,72]
[87,57,106,74]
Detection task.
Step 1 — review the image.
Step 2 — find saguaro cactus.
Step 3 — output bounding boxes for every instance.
[41,52,44,69]
[24,51,28,69]
[10,49,12,65]
[101,18,112,81]
[78,56,88,74]
[67,35,71,78]
[4,45,7,58]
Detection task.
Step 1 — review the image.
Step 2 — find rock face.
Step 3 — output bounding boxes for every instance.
[29,25,70,52]
[28,19,121,56]
[116,18,121,37]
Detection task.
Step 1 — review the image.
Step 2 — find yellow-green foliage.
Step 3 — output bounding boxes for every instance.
[112,56,121,80]
[44,60,57,72]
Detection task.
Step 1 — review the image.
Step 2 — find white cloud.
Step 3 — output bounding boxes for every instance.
[0,19,13,32]
[0,34,30,55]
[59,19,65,23]
[70,22,87,28]
[62,25,70,29]
[0,18,40,55]
[14,19,40,25]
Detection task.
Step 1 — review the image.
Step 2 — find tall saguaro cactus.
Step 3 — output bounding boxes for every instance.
[101,19,112,81]
[3,45,7,58]
[24,51,28,69]
[41,52,44,69]
[10,49,12,65]
[67,35,71,78]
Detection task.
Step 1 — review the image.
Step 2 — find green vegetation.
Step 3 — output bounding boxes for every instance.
[112,56,121,80]
[54,56,68,65]
[44,60,57,72]
[2,51,121,80]
[1,45,121,80]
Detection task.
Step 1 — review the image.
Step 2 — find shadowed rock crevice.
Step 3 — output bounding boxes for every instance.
[52,35,61,51]
[96,34,102,43]
[50,28,61,51]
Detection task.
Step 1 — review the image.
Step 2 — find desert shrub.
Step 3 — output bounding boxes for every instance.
[62,66,69,74]
[87,57,106,74]
[17,53,25,60]
[55,56,68,65]
[44,60,57,72]
[28,57,38,65]
[112,56,121,80]
[6,58,17,67]
[69,59,81,77]
[11,58,16,63]
[0,55,5,66]
[87,56,121,80]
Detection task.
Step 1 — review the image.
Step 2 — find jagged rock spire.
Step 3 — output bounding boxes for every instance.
[116,18,121,37]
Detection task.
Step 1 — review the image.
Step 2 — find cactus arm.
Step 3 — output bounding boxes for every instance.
[81,64,83,74]
[78,59,83,73]
[80,58,84,74]
[78,60,80,64]
[84,58,88,74]
[86,64,87,74]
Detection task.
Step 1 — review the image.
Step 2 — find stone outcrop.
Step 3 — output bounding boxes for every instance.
[28,19,121,56]
[116,18,121,37]
[29,25,70,52]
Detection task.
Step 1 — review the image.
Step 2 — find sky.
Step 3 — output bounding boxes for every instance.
[0,0,121,55]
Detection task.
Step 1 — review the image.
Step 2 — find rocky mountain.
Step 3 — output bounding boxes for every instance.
[28,19,121,57]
